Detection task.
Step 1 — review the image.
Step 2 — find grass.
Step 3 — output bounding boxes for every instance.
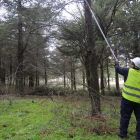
[0,95,137,140]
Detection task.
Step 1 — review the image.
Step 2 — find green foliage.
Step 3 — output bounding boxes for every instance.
[0,95,137,140]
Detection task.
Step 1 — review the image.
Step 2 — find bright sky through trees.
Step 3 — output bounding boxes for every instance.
[61,1,83,19]
[0,1,83,21]
[0,6,6,20]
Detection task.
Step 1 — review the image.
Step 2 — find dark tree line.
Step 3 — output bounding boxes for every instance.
[0,0,66,94]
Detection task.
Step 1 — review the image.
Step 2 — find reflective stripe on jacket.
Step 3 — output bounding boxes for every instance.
[122,68,140,103]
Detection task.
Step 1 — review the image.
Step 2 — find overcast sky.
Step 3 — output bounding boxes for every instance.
[0,6,5,15]
[0,6,7,20]
[0,1,83,21]
[61,1,83,19]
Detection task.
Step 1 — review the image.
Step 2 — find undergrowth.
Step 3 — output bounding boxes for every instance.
[0,95,136,140]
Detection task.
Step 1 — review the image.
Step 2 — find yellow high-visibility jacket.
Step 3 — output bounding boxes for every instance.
[122,68,140,103]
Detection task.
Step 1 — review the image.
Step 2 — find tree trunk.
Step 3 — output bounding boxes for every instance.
[45,68,47,86]
[84,0,100,115]
[36,48,38,88]
[106,59,110,92]
[133,0,140,57]
[73,69,76,91]
[44,58,47,86]
[115,66,119,92]
[115,49,120,94]
[35,70,38,88]
[71,61,74,91]
[133,25,139,57]
[100,61,105,95]
[0,51,5,85]
[9,55,12,86]
[63,63,66,88]
[37,75,39,87]
[16,0,24,95]
[72,62,76,91]
[1,62,6,85]
[70,58,76,91]
[29,74,34,88]
[82,67,85,90]
[24,75,26,86]
[0,51,1,83]
[85,53,100,115]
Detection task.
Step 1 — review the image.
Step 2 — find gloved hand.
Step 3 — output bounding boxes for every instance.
[114,60,119,66]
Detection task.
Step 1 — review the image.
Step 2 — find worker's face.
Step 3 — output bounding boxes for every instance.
[131,62,135,68]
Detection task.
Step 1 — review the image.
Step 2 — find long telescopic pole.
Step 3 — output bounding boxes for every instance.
[84,0,118,61]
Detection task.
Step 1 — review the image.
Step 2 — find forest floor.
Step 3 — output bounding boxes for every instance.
[0,94,136,140]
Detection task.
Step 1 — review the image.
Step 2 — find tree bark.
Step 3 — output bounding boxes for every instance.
[9,55,12,86]
[106,59,110,92]
[71,62,73,91]
[115,49,120,95]
[84,0,100,115]
[0,51,5,85]
[82,67,85,90]
[63,62,66,88]
[35,70,39,88]
[44,58,47,86]
[73,63,76,91]
[100,61,105,95]
[29,74,34,88]
[1,62,5,85]
[133,0,140,57]
[133,25,139,57]
[16,0,24,95]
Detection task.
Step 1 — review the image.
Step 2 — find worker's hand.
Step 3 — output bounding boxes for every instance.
[114,60,119,66]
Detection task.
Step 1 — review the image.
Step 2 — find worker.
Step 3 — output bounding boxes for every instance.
[115,57,140,140]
